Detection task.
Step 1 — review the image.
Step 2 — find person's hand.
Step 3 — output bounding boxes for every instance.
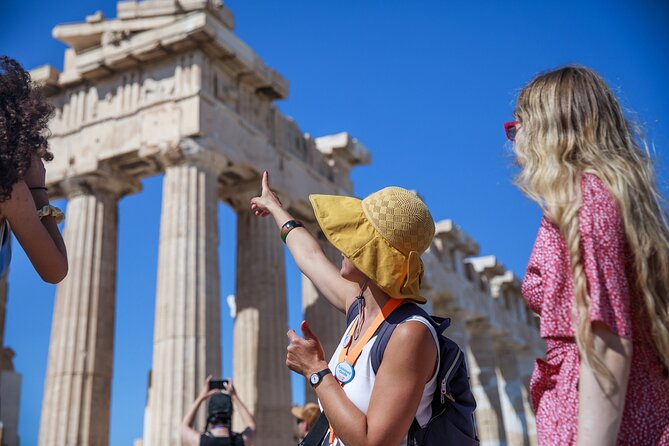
[223,378,238,398]
[286,321,327,377]
[197,375,220,401]
[23,154,46,188]
[250,171,282,217]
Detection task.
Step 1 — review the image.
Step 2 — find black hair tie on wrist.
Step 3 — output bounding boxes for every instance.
[29,186,48,191]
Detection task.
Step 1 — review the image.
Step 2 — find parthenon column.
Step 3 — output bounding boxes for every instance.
[145,143,222,446]
[466,320,507,446]
[495,342,529,446]
[0,268,7,355]
[234,212,292,446]
[303,229,345,403]
[1,262,22,446]
[39,173,136,446]
[516,347,539,446]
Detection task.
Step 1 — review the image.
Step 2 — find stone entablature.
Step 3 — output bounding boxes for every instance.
[31,0,366,210]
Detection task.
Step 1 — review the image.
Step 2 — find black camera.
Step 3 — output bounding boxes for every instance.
[209,379,229,390]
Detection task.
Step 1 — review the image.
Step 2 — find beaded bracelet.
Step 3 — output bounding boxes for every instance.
[280,219,304,243]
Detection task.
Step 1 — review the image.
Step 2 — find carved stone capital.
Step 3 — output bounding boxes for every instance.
[0,346,16,372]
[159,138,229,174]
[58,169,141,200]
[435,219,480,256]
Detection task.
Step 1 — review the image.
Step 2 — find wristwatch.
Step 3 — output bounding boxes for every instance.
[309,368,331,387]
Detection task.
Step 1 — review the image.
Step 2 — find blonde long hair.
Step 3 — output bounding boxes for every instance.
[513,66,669,381]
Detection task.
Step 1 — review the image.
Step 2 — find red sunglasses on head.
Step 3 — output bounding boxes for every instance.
[504,121,519,142]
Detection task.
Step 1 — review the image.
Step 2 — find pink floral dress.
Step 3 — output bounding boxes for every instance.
[522,174,669,446]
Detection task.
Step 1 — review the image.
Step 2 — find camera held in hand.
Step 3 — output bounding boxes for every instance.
[209,379,229,390]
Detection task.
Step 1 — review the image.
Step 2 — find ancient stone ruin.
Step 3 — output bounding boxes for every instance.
[0,1,543,445]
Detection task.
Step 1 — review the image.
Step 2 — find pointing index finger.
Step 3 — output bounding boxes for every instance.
[286,329,301,342]
[262,170,270,192]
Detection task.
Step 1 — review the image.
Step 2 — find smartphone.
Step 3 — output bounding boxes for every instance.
[209,379,229,390]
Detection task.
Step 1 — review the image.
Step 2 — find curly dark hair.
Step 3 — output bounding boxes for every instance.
[0,55,54,202]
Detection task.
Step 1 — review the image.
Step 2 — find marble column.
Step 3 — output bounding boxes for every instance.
[233,212,292,446]
[0,271,6,354]
[516,348,539,446]
[495,342,530,446]
[0,268,8,377]
[39,174,135,446]
[466,320,507,446]
[303,229,345,403]
[0,359,21,446]
[1,268,21,446]
[145,152,222,446]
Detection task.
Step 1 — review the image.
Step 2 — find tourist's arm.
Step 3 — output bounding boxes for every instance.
[576,322,632,446]
[250,171,359,313]
[181,376,219,446]
[1,159,67,283]
[225,379,256,446]
[287,320,436,446]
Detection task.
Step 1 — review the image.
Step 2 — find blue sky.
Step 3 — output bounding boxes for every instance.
[1,1,668,445]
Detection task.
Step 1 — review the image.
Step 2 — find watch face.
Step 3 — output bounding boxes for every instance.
[310,373,319,385]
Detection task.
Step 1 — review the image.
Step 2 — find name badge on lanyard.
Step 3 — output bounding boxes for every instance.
[328,298,404,445]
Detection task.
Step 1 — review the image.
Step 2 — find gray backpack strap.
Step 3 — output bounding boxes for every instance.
[370,303,432,374]
[345,298,362,326]
[298,412,329,446]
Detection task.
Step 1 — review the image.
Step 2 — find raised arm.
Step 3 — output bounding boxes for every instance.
[225,379,256,446]
[250,171,359,313]
[1,156,67,283]
[181,376,219,446]
[576,322,632,446]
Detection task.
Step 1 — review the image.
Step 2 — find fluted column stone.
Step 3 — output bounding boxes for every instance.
[467,320,507,446]
[303,229,345,403]
[0,271,6,354]
[1,268,22,446]
[516,348,538,446]
[39,173,137,446]
[495,342,529,446]
[233,212,292,446]
[145,144,222,446]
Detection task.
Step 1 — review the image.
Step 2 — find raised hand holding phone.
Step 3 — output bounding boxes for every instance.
[209,378,229,390]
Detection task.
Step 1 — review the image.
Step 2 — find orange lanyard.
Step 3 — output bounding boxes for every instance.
[328,297,403,444]
[337,298,403,367]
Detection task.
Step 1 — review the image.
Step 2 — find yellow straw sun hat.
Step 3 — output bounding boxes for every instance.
[309,186,435,303]
[291,402,320,427]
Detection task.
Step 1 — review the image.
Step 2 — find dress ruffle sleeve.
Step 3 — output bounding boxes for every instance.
[578,175,633,339]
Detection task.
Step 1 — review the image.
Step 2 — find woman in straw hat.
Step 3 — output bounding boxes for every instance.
[507,66,669,445]
[251,171,439,446]
[292,402,320,441]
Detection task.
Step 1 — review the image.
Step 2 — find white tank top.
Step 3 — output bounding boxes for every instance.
[323,315,439,446]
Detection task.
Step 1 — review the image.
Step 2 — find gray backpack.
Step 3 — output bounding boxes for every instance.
[357,301,480,446]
